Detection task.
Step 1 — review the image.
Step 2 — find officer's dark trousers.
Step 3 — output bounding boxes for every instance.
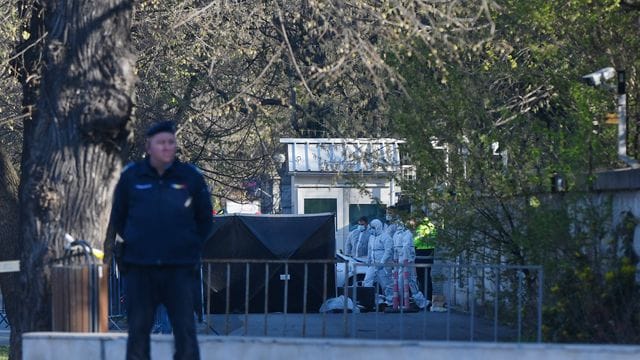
[416,249,434,302]
[125,265,200,360]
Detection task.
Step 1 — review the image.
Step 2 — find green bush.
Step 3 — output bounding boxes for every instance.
[433,193,640,343]
[544,212,640,343]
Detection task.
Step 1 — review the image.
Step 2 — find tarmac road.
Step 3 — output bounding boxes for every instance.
[1,319,8,346]
[1,308,525,347]
[198,309,521,342]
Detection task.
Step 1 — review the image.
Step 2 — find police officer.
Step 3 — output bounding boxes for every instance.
[413,216,437,307]
[112,120,213,360]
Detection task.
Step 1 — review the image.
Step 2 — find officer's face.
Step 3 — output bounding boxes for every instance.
[146,132,177,166]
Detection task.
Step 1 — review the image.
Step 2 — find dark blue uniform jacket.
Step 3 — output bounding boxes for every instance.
[111,158,213,265]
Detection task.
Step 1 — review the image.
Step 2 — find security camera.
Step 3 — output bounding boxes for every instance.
[273,153,286,164]
[582,67,616,87]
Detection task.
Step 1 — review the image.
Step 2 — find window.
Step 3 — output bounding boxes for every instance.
[304,198,337,215]
[402,165,416,181]
[348,204,386,231]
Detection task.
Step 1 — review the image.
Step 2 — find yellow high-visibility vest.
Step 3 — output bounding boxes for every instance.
[414,217,436,250]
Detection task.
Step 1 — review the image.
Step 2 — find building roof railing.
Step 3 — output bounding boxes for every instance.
[279,138,406,174]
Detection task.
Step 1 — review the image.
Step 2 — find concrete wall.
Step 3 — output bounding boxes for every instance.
[23,332,640,360]
[594,168,640,281]
[609,191,640,281]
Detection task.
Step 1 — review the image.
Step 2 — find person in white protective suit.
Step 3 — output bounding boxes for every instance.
[345,216,371,259]
[383,206,399,238]
[364,219,394,305]
[392,223,428,309]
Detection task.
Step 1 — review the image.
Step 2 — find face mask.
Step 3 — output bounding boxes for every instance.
[357,225,365,231]
[385,214,393,221]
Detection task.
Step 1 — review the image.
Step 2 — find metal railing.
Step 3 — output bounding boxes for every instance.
[198,259,543,342]
[108,260,175,333]
[107,259,543,342]
[0,290,8,327]
[108,261,126,330]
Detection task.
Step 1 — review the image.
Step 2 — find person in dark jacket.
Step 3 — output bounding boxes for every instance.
[111,120,213,360]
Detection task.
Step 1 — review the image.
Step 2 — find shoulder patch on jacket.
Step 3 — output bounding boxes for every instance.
[122,162,136,174]
[186,163,204,175]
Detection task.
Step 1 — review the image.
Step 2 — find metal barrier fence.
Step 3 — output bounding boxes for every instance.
[199,259,543,342]
[108,260,126,330]
[0,290,8,327]
[108,259,543,342]
[107,260,207,334]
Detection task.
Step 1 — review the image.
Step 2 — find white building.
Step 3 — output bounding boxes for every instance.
[278,138,412,252]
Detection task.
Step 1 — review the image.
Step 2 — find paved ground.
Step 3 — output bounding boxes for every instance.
[196,310,519,341]
[109,307,520,342]
[1,319,8,346]
[1,309,523,347]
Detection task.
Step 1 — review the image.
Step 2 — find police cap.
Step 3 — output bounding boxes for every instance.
[145,120,176,137]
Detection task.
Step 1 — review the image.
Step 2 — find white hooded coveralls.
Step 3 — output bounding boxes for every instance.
[364,219,394,304]
[391,226,427,309]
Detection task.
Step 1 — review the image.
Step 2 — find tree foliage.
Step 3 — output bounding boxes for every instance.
[126,0,499,202]
[0,1,21,165]
[389,0,640,342]
[1,1,500,203]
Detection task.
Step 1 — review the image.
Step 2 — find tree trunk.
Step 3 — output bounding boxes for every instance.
[0,148,21,359]
[10,1,136,359]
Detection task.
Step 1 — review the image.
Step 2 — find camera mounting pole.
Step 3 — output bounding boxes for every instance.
[583,67,639,169]
[615,70,639,168]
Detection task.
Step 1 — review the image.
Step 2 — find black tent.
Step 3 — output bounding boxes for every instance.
[202,213,337,313]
